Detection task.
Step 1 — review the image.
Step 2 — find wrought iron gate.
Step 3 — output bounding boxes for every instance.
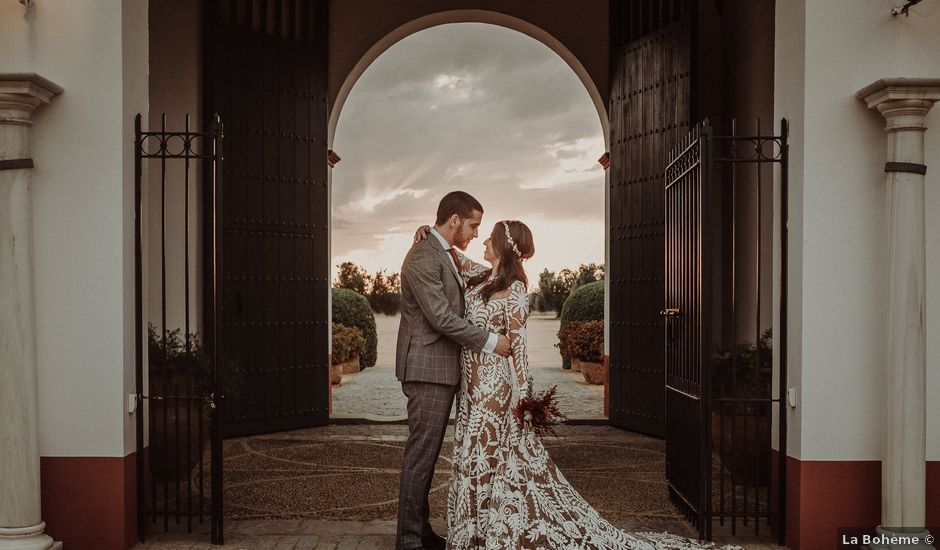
[608,0,691,437]
[203,0,331,437]
[663,122,715,537]
[664,120,788,544]
[134,113,225,544]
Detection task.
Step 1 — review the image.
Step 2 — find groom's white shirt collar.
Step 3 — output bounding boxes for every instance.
[429,227,452,251]
[430,227,461,281]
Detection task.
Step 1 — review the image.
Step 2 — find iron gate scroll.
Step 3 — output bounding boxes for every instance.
[664,120,788,544]
[134,113,225,544]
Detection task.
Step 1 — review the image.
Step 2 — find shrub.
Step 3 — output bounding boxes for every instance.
[712,328,773,399]
[332,323,365,364]
[557,281,604,368]
[560,281,605,326]
[563,320,604,363]
[332,288,378,369]
[147,323,244,398]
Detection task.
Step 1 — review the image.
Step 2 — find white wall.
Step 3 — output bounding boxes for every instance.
[0,0,147,457]
[123,0,149,455]
[776,0,940,461]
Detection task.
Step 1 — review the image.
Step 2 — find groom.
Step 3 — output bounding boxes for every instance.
[395,191,511,550]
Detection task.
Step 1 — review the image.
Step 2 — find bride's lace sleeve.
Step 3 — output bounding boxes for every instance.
[506,280,531,397]
[453,249,490,282]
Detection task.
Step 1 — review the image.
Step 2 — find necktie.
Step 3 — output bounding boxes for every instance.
[447,248,461,273]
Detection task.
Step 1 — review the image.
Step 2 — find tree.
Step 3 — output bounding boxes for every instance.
[368,270,402,315]
[536,268,572,317]
[532,263,605,317]
[335,261,369,294]
[572,263,605,289]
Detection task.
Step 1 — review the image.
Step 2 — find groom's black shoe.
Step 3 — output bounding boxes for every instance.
[421,532,447,550]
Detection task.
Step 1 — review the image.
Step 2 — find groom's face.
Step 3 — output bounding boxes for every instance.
[453,210,483,251]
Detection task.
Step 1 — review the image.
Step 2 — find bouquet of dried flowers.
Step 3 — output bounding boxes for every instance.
[512,377,568,437]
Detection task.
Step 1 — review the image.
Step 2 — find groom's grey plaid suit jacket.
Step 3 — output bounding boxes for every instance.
[395,236,489,386]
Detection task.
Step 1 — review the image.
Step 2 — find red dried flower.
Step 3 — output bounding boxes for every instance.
[512,385,568,437]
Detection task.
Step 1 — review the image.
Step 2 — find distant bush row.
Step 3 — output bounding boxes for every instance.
[335,260,604,320]
[334,261,401,316]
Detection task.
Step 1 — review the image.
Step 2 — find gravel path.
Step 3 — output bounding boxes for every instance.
[331,313,605,420]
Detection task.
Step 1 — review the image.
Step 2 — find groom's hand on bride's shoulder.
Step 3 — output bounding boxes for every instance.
[494,334,511,357]
[413,224,431,243]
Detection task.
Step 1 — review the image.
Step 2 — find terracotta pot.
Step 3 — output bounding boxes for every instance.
[147,375,209,483]
[330,363,343,385]
[710,408,771,486]
[338,355,361,374]
[580,360,606,385]
[570,358,582,372]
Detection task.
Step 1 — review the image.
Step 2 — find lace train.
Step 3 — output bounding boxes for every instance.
[445,255,738,550]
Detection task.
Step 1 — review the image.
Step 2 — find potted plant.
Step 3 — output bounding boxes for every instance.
[568,320,605,385]
[556,281,604,370]
[147,324,243,482]
[556,323,581,371]
[710,328,773,486]
[332,322,365,379]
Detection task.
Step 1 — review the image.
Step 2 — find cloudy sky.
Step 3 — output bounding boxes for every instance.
[331,23,605,282]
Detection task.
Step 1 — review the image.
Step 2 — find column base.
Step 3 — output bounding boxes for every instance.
[866,526,936,549]
[0,523,59,550]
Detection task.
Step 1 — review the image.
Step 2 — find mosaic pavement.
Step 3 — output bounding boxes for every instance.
[136,425,786,549]
[134,315,786,548]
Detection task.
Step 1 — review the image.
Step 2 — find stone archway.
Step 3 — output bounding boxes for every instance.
[327,9,609,149]
[326,11,612,421]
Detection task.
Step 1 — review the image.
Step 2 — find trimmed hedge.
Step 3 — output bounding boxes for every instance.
[558,281,604,369]
[332,322,365,364]
[332,288,378,369]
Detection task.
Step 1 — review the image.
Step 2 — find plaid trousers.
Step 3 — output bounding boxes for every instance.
[396,381,457,550]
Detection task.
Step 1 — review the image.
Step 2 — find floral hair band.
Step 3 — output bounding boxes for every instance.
[502,220,524,259]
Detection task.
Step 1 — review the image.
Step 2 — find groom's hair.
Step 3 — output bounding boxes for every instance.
[435,191,483,225]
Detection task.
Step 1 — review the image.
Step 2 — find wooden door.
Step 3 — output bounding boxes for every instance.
[204,0,330,437]
[608,1,691,437]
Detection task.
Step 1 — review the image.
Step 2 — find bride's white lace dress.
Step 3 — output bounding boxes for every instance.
[445,253,727,550]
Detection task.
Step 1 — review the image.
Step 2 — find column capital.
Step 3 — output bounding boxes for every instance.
[0,73,63,127]
[856,78,940,112]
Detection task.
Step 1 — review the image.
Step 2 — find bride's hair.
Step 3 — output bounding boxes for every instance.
[467,220,535,303]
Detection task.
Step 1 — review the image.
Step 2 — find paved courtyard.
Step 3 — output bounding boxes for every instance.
[331,312,606,420]
[133,314,786,549]
[135,423,785,549]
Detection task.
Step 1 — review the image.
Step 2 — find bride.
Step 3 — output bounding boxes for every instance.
[414,220,726,550]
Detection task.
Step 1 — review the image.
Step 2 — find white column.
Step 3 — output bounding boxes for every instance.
[0,73,62,550]
[858,78,940,549]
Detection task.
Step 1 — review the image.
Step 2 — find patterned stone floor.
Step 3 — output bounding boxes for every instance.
[134,519,785,549]
[135,314,785,548]
[136,424,787,549]
[219,425,674,522]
